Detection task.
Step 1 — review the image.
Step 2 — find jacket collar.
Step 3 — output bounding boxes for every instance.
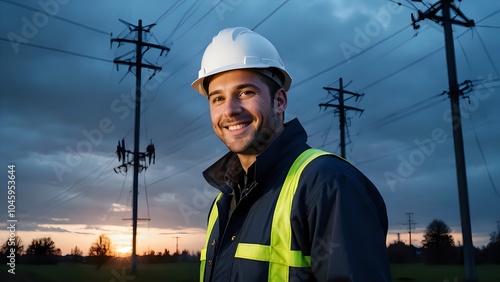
[203,118,308,192]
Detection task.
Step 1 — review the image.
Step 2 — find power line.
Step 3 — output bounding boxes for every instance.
[359,46,444,92]
[360,121,496,186]
[473,27,500,78]
[475,25,500,29]
[292,23,413,89]
[289,5,497,115]
[0,0,110,35]
[379,24,432,59]
[161,0,204,45]
[142,171,152,221]
[154,0,186,24]
[291,5,498,114]
[104,167,130,223]
[147,150,220,188]
[33,154,118,220]
[357,91,447,134]
[476,8,500,24]
[354,7,499,97]
[252,0,289,30]
[356,21,488,95]
[353,116,497,168]
[0,37,112,63]
[457,36,473,71]
[467,111,500,198]
[341,77,495,168]
[388,0,418,11]
[164,1,221,44]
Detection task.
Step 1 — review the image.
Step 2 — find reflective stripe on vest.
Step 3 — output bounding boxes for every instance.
[200,148,332,282]
[200,193,223,282]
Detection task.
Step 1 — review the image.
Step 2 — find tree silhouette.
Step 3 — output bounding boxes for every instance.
[88,234,113,256]
[0,235,24,256]
[387,240,417,263]
[422,219,455,248]
[67,245,84,263]
[422,219,456,264]
[88,234,114,269]
[26,237,60,256]
[24,237,60,264]
[481,231,500,263]
[70,245,83,256]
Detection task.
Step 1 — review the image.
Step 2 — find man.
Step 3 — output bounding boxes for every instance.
[192,27,391,282]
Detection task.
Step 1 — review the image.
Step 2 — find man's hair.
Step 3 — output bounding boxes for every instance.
[254,69,285,121]
[260,76,279,99]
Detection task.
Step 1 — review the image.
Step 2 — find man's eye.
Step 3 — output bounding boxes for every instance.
[211,96,223,103]
[239,91,254,97]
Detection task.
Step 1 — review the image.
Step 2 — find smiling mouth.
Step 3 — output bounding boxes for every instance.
[227,123,250,131]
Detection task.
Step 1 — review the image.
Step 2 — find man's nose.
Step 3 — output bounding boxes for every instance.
[223,96,242,117]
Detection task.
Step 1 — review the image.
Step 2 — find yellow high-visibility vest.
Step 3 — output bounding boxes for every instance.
[200,148,332,282]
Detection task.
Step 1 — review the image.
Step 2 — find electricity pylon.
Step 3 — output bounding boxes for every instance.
[411,1,476,280]
[172,236,181,255]
[402,212,416,246]
[111,19,169,274]
[319,77,364,159]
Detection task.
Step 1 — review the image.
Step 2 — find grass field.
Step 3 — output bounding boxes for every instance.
[0,258,199,282]
[1,261,499,281]
[391,263,500,282]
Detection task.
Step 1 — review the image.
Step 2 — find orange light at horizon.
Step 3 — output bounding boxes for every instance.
[116,245,132,257]
[0,225,207,256]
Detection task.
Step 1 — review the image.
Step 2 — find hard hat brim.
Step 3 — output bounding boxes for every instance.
[192,66,291,97]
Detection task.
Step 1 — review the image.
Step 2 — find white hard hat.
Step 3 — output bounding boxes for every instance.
[191,27,292,97]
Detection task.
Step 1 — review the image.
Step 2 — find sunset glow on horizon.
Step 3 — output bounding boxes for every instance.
[0,224,206,257]
[1,222,495,257]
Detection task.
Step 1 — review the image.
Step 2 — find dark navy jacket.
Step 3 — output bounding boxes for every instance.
[202,118,391,281]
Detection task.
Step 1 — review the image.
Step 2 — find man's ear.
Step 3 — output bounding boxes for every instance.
[274,88,287,115]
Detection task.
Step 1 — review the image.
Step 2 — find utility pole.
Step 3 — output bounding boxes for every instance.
[403,212,416,246]
[111,19,169,274]
[172,236,181,254]
[319,77,364,159]
[411,1,476,280]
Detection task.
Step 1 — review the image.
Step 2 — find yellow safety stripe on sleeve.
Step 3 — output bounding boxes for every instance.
[234,148,331,281]
[235,243,311,267]
[200,192,223,282]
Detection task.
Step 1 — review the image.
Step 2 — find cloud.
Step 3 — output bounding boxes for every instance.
[36,225,71,233]
[111,203,130,212]
[0,0,499,253]
[50,217,70,222]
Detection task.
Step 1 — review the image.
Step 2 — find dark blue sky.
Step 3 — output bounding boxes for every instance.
[1,0,499,254]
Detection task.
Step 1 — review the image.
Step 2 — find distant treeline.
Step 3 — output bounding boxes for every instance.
[388,219,500,265]
[2,220,499,266]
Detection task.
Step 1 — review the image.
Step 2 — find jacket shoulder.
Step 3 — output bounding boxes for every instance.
[293,153,388,232]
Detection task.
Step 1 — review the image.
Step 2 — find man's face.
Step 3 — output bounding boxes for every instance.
[207,69,287,156]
